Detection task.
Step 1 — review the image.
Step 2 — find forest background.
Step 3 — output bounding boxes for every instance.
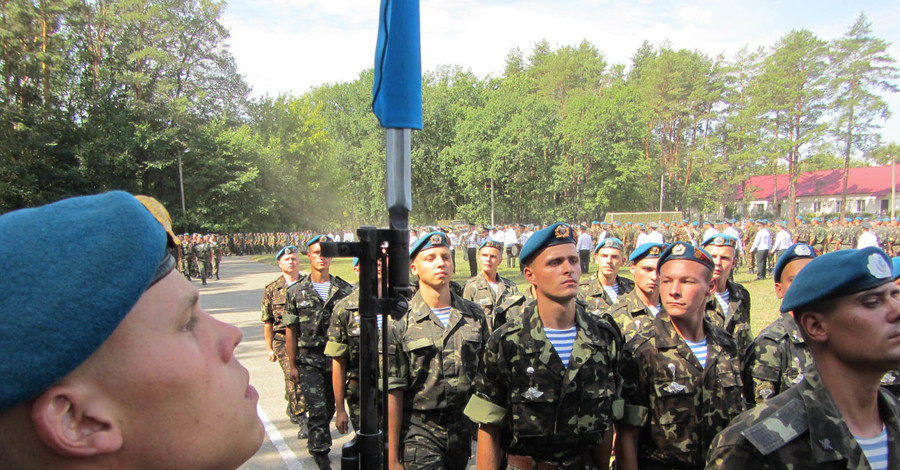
[1,0,898,233]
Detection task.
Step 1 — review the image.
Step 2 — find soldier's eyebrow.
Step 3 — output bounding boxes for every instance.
[181,290,200,320]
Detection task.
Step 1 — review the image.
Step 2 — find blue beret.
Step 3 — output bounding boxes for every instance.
[701,233,738,248]
[353,257,360,267]
[306,234,331,246]
[0,191,168,410]
[630,243,666,263]
[410,231,450,259]
[276,245,298,260]
[479,240,504,252]
[893,257,900,280]
[773,243,817,282]
[594,237,624,253]
[781,247,893,313]
[691,221,699,226]
[592,221,601,225]
[657,241,715,272]
[519,223,576,266]
[813,217,821,222]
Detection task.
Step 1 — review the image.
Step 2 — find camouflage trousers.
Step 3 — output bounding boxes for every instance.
[401,410,473,470]
[297,352,335,455]
[273,336,306,419]
[213,257,220,278]
[346,380,383,433]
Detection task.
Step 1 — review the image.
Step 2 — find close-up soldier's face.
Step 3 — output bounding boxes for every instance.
[307,242,331,272]
[659,260,714,319]
[705,245,735,285]
[595,248,623,278]
[479,246,502,274]
[411,246,453,289]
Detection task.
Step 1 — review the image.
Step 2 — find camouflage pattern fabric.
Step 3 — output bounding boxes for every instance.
[705,280,753,356]
[284,274,353,456]
[577,274,635,312]
[262,275,308,418]
[793,223,811,244]
[385,290,488,470]
[606,289,657,341]
[463,301,622,463]
[706,368,900,469]
[619,310,745,469]
[811,225,827,254]
[193,242,212,281]
[461,273,525,333]
[742,311,813,406]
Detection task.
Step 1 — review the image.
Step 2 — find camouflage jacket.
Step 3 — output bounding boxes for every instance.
[742,312,813,406]
[283,274,353,349]
[261,275,305,334]
[462,273,525,333]
[607,289,658,342]
[619,310,745,469]
[386,291,488,414]
[793,224,811,244]
[706,280,753,356]
[324,289,383,382]
[577,275,635,312]
[811,225,827,250]
[463,302,622,462]
[193,242,211,263]
[706,368,900,469]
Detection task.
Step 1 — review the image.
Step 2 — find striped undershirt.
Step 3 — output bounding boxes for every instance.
[684,337,708,368]
[311,281,331,301]
[432,307,452,327]
[714,289,731,316]
[545,326,577,368]
[602,284,620,304]
[856,426,888,470]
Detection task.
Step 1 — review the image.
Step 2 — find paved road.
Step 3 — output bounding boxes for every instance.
[197,256,354,470]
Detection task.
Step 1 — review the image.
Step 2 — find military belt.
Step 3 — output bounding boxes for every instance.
[273,332,286,341]
[507,453,583,470]
[298,346,325,355]
[409,409,460,427]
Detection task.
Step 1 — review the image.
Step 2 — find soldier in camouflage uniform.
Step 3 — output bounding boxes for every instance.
[262,246,309,436]
[210,234,223,279]
[742,243,817,406]
[386,232,489,470]
[285,235,354,469]
[577,237,634,312]
[702,234,754,355]
[607,243,664,341]
[707,247,900,470]
[809,217,826,254]
[743,220,758,273]
[193,234,213,285]
[462,240,526,333]
[891,219,900,256]
[791,216,809,245]
[464,222,622,470]
[616,242,745,470]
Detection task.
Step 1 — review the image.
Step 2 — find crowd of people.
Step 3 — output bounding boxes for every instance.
[260,215,900,470]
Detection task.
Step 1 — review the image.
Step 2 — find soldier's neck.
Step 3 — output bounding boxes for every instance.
[815,353,884,438]
[670,310,705,342]
[282,271,301,284]
[419,283,451,309]
[597,272,616,286]
[635,288,659,308]
[481,270,498,283]
[535,294,576,330]
[715,277,729,293]
[309,269,330,283]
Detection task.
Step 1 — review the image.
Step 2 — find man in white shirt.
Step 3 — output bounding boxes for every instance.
[703,221,719,242]
[504,225,519,268]
[857,222,880,249]
[635,224,649,248]
[645,223,664,244]
[576,225,594,275]
[771,221,793,264]
[749,220,773,280]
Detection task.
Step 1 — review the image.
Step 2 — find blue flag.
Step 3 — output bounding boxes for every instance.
[372,0,422,129]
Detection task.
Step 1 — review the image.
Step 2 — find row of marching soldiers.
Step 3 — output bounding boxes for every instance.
[261,223,900,470]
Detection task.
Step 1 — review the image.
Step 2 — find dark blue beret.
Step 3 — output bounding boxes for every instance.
[629,243,666,263]
[781,247,893,313]
[893,257,900,280]
[657,241,714,272]
[306,234,331,246]
[519,223,576,266]
[410,231,450,259]
[276,245,299,260]
[594,237,624,253]
[701,233,739,248]
[773,243,817,282]
[0,191,168,410]
[479,240,504,252]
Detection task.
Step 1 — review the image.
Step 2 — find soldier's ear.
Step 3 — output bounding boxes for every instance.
[798,311,827,344]
[31,384,123,458]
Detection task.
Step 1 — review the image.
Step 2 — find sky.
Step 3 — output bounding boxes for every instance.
[220,0,900,145]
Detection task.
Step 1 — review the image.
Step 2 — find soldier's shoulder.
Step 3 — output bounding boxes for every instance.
[757,317,790,342]
[332,275,353,290]
[453,293,487,318]
[334,289,360,310]
[499,275,518,288]
[735,392,809,455]
[264,276,283,290]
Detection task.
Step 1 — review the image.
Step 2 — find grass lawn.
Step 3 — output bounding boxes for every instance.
[253,251,782,338]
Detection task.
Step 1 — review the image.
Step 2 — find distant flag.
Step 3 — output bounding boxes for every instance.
[372,0,422,129]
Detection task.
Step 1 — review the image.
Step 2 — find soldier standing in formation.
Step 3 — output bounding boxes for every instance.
[261,245,309,437]
[616,242,745,470]
[464,223,622,470]
[707,247,900,469]
[578,237,635,312]
[576,225,594,275]
[285,235,354,469]
[462,240,525,333]
[386,232,488,470]
[607,242,664,340]
[702,234,754,355]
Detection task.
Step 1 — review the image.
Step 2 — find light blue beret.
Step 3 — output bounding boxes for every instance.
[629,243,666,263]
[479,240,504,252]
[0,191,168,410]
[276,245,298,260]
[410,231,450,259]
[781,247,893,313]
[594,237,624,253]
[658,241,715,272]
[893,257,900,280]
[519,223,576,266]
[306,234,331,246]
[701,233,739,248]
[773,243,817,282]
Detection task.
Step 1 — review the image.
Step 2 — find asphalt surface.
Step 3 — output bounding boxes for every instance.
[197,256,354,470]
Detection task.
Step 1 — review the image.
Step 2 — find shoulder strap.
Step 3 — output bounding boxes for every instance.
[740,397,808,455]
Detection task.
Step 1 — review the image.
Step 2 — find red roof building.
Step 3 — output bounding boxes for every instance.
[738,164,900,216]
